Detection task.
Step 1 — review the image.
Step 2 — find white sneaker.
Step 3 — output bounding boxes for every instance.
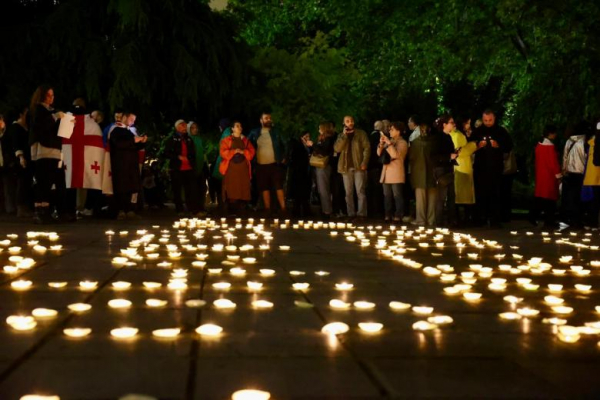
[82,209,93,217]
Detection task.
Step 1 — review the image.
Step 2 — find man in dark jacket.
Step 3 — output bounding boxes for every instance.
[367,120,385,219]
[471,109,513,228]
[165,119,199,216]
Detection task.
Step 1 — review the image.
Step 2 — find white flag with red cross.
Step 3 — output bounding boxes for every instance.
[62,114,113,194]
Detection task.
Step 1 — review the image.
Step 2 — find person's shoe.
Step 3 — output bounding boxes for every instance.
[410,220,425,226]
[117,211,126,220]
[384,216,391,222]
[402,216,413,223]
[82,208,94,217]
[126,211,141,220]
[393,216,402,222]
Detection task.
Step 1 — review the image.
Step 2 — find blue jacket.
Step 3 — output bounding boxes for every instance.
[247,127,285,164]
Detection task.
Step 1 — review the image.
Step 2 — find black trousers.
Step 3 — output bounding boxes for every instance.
[115,191,136,213]
[196,167,208,212]
[34,158,66,213]
[474,171,502,225]
[500,174,515,222]
[16,165,33,209]
[530,197,557,226]
[561,173,584,227]
[170,169,198,213]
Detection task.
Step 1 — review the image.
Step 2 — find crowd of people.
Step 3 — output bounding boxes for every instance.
[1,84,600,229]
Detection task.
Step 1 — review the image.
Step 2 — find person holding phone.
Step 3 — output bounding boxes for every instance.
[333,115,370,221]
[377,121,408,222]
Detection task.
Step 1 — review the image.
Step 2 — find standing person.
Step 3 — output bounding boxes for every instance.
[312,121,336,219]
[248,112,287,216]
[529,125,561,228]
[91,110,105,126]
[7,107,34,217]
[109,112,146,220]
[408,115,422,143]
[288,131,313,217]
[367,121,385,219]
[219,121,255,215]
[165,119,199,217]
[334,115,370,221]
[28,85,68,224]
[560,122,588,229]
[0,114,18,215]
[102,108,123,146]
[188,121,208,216]
[209,118,231,212]
[377,121,408,222]
[451,117,477,226]
[582,121,600,228]
[409,122,437,226]
[433,115,459,227]
[471,109,513,228]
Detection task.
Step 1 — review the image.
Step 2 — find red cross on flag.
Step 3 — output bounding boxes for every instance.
[62,114,113,194]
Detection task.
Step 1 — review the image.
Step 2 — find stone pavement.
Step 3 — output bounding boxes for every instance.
[0,216,599,399]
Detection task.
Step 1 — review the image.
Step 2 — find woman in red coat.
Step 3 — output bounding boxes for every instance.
[219,121,255,216]
[530,125,561,228]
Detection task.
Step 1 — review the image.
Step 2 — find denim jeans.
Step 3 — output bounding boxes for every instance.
[383,183,404,218]
[315,165,332,215]
[342,169,367,217]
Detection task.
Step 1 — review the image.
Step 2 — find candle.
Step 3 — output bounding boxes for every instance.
[499,312,522,320]
[412,306,434,315]
[542,317,567,325]
[252,300,274,309]
[247,281,263,290]
[557,325,580,343]
[463,292,482,301]
[213,299,236,309]
[196,323,223,336]
[503,296,523,304]
[32,308,58,318]
[108,299,132,309]
[152,328,181,338]
[315,271,330,276]
[292,283,310,290]
[143,282,162,289]
[48,282,67,288]
[517,308,540,317]
[389,301,411,310]
[353,301,376,310]
[321,322,350,335]
[7,315,37,330]
[329,299,351,310]
[428,315,453,325]
[110,327,138,339]
[412,321,437,331]
[551,306,573,314]
[231,390,271,400]
[79,281,98,290]
[112,281,131,290]
[185,299,207,308]
[68,303,91,312]
[335,282,354,291]
[358,322,383,333]
[146,299,168,308]
[11,280,32,290]
[212,282,232,290]
[64,328,91,338]
[259,269,275,276]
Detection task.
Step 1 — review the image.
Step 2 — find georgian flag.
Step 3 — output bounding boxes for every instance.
[62,114,113,194]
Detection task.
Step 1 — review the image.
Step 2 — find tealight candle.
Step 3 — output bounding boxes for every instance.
[412,321,437,331]
[212,282,232,290]
[230,267,246,276]
[32,308,58,318]
[11,280,32,290]
[247,281,263,290]
[389,301,411,310]
[329,299,351,309]
[292,283,310,290]
[575,284,592,292]
[196,323,223,336]
[252,300,274,309]
[463,292,482,301]
[152,328,181,338]
[146,299,168,307]
[231,390,271,400]
[68,303,91,312]
[143,282,162,289]
[358,322,383,333]
[412,306,434,315]
[242,257,256,264]
[213,299,236,309]
[185,299,207,308]
[321,322,350,335]
[499,312,522,320]
[542,317,567,325]
[110,327,138,339]
[315,271,330,276]
[112,281,131,290]
[64,328,91,338]
[108,299,132,309]
[544,296,564,305]
[552,306,573,314]
[259,269,275,276]
[517,307,540,317]
[79,281,98,290]
[335,282,354,291]
[428,315,453,325]
[354,301,376,310]
[7,315,37,330]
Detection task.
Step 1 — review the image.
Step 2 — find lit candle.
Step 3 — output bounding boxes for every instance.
[517,307,540,317]
[196,323,223,336]
[32,308,58,318]
[428,315,453,325]
[6,315,37,330]
[389,301,411,310]
[231,389,271,400]
[185,299,207,308]
[11,280,32,290]
[212,282,232,290]
[48,282,67,288]
[259,269,275,276]
[247,281,263,290]
[499,312,522,320]
[321,322,350,335]
[152,328,181,338]
[353,301,376,310]
[112,281,131,290]
[110,327,138,339]
[292,283,310,290]
[329,299,351,310]
[108,299,132,309]
[79,281,98,290]
[68,303,91,312]
[146,299,168,307]
[143,282,162,289]
[213,299,236,309]
[252,300,274,309]
[358,322,383,333]
[64,328,91,338]
[335,282,354,291]
[412,321,437,331]
[412,306,434,315]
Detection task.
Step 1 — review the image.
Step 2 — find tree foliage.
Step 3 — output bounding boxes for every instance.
[0,0,248,134]
[228,0,600,150]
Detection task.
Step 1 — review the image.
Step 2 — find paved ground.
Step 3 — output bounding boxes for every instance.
[0,215,599,399]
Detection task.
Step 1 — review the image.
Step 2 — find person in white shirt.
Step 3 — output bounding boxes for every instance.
[560,121,590,229]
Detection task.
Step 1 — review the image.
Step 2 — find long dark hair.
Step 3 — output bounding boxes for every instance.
[29,84,53,121]
[434,114,453,133]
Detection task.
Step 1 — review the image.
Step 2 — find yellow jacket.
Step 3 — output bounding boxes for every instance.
[584,137,600,186]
